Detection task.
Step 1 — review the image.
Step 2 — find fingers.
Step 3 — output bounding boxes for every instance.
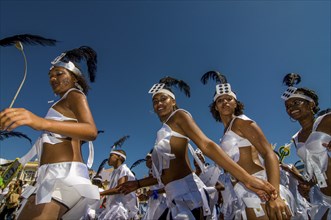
[0,108,20,131]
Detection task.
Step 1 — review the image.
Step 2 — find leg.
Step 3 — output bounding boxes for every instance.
[16,195,68,220]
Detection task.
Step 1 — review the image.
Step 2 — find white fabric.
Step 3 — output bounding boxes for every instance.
[232,170,296,220]
[292,112,331,188]
[17,162,100,220]
[98,164,139,220]
[19,88,94,168]
[164,173,217,219]
[142,185,168,220]
[151,109,192,185]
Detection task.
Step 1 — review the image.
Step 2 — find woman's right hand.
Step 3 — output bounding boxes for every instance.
[0,108,44,131]
[243,176,277,201]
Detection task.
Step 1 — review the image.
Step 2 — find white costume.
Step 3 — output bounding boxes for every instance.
[219,114,296,220]
[16,88,99,220]
[98,164,139,220]
[292,112,331,219]
[142,183,168,220]
[151,109,217,219]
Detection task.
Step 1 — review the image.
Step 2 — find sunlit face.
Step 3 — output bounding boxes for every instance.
[49,67,76,96]
[285,97,312,120]
[214,94,237,116]
[152,93,176,119]
[107,153,118,166]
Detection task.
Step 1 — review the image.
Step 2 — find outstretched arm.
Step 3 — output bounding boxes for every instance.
[119,175,158,195]
[0,91,97,141]
[174,111,276,199]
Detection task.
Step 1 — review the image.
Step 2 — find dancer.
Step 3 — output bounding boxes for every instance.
[0,46,100,220]
[119,76,276,219]
[98,149,139,220]
[282,73,331,219]
[193,149,223,220]
[140,150,168,220]
[201,71,294,220]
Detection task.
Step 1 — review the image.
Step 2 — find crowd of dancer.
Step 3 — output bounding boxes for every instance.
[0,38,330,220]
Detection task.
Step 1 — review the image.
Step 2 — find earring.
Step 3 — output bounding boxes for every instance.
[311,108,315,115]
[75,82,83,91]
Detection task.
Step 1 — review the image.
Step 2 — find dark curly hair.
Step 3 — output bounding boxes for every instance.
[71,67,91,95]
[209,99,245,122]
[295,87,320,114]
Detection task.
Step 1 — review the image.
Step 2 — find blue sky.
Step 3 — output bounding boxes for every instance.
[0,1,330,179]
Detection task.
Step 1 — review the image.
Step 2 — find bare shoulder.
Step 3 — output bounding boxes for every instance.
[317,113,331,134]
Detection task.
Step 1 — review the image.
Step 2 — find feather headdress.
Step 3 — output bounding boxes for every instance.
[51,46,97,82]
[281,73,313,102]
[111,135,130,150]
[130,159,146,170]
[201,70,237,101]
[93,158,108,180]
[0,34,57,108]
[149,76,190,99]
[0,34,57,48]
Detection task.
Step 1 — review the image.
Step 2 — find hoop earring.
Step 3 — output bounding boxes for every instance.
[290,117,297,123]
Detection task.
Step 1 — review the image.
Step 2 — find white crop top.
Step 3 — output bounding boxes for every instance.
[151,109,205,185]
[219,115,253,162]
[292,112,331,188]
[19,88,94,168]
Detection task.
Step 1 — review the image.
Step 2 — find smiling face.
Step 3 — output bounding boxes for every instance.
[152,93,176,121]
[285,97,313,120]
[214,94,237,116]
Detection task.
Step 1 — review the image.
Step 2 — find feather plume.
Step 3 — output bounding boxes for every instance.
[95,158,108,176]
[111,135,130,149]
[130,159,146,170]
[0,131,32,144]
[282,73,301,87]
[0,34,57,47]
[159,76,190,97]
[81,130,104,146]
[201,70,227,84]
[60,46,97,82]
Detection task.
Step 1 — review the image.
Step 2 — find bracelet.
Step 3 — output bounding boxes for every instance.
[137,180,141,188]
[152,190,158,199]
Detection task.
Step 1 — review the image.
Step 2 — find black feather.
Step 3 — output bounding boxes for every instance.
[282,73,301,87]
[0,34,57,47]
[112,135,130,149]
[0,131,32,144]
[130,159,146,170]
[81,130,104,146]
[201,70,227,84]
[95,158,108,176]
[60,46,97,82]
[159,76,191,97]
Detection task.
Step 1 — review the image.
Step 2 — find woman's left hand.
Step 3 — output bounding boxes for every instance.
[266,197,292,220]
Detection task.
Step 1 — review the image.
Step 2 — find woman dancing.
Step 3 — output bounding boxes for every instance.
[119,76,276,219]
[0,46,100,220]
[201,71,294,220]
[282,73,331,219]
